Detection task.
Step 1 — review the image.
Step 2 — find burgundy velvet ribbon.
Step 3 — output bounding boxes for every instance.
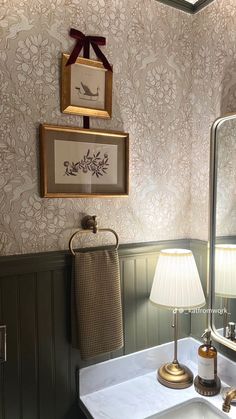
[66,28,112,72]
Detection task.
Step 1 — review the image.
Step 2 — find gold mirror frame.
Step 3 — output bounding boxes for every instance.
[208,112,236,351]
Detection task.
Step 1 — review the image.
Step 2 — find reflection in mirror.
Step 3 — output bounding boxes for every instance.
[213,116,236,346]
[215,245,236,340]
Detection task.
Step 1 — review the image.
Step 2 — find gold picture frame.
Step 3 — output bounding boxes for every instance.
[61,53,112,118]
[40,124,129,198]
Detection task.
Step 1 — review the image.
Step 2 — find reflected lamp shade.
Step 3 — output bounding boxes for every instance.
[215,245,236,298]
[150,249,206,309]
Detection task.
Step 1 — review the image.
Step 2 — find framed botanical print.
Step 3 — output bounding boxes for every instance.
[40,124,129,198]
[61,54,112,118]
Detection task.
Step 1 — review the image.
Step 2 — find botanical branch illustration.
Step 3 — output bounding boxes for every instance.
[64,149,109,178]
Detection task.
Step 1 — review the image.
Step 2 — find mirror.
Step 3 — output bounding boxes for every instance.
[209,113,236,350]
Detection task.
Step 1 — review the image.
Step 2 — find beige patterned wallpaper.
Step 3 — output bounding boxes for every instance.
[190,0,236,240]
[0,0,193,255]
[0,0,235,255]
[216,119,236,237]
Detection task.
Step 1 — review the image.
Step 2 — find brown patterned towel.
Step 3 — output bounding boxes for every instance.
[71,248,124,360]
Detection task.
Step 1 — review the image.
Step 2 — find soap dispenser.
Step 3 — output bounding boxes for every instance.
[194,329,221,396]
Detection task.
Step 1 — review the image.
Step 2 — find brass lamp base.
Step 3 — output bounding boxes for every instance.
[158,361,193,389]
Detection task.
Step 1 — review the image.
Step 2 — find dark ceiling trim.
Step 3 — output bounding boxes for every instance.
[194,0,215,13]
[156,0,194,13]
[156,0,215,14]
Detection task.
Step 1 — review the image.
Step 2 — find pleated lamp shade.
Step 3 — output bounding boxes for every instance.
[150,249,206,309]
[215,245,236,298]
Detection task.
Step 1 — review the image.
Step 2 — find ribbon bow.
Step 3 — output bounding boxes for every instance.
[66,28,112,72]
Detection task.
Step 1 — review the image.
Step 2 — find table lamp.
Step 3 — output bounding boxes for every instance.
[150,249,206,389]
[215,244,236,337]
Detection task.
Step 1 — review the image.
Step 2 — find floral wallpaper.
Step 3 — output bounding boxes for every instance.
[216,118,236,237]
[190,0,236,240]
[0,0,193,255]
[1,0,235,256]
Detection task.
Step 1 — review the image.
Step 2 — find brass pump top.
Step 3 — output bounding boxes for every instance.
[201,329,212,345]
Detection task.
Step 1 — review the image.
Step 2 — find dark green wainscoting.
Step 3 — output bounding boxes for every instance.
[0,239,219,419]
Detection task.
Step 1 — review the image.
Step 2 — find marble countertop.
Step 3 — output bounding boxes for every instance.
[79,338,236,419]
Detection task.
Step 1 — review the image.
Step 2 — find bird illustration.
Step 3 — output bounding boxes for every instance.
[75,82,99,100]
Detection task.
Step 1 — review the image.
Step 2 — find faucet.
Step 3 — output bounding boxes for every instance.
[222,388,236,413]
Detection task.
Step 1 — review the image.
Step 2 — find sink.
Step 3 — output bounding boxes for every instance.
[147,398,229,418]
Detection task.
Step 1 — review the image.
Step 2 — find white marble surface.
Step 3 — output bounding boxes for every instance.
[80,338,236,419]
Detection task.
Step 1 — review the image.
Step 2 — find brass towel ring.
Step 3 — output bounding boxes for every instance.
[69,228,119,256]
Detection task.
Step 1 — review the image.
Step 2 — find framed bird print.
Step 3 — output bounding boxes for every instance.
[61,54,112,118]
